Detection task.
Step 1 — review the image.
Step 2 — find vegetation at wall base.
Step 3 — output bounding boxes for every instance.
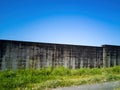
[1,66,120,90]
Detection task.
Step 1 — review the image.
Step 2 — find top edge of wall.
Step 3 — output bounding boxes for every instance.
[1,39,119,48]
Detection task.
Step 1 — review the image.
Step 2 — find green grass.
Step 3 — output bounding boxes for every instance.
[1,66,120,90]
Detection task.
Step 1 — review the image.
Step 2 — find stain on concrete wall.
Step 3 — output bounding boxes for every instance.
[0,40,120,70]
[103,45,120,67]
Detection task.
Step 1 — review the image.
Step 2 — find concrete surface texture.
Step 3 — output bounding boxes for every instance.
[0,40,120,70]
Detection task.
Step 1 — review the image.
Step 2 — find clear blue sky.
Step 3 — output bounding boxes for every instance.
[0,0,120,46]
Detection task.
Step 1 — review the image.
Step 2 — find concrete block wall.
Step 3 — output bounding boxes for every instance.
[0,40,120,70]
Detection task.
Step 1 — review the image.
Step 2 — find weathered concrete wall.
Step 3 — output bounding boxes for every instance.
[103,45,120,67]
[0,40,120,70]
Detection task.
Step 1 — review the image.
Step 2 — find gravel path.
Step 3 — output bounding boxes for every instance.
[52,81,120,90]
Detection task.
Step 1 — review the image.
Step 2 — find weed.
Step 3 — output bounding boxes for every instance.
[0,66,120,90]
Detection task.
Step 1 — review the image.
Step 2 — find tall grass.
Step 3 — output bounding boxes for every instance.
[0,66,120,90]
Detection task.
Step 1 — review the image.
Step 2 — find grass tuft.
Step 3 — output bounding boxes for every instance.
[0,66,120,90]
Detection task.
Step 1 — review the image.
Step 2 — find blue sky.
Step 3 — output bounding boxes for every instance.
[0,0,120,46]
